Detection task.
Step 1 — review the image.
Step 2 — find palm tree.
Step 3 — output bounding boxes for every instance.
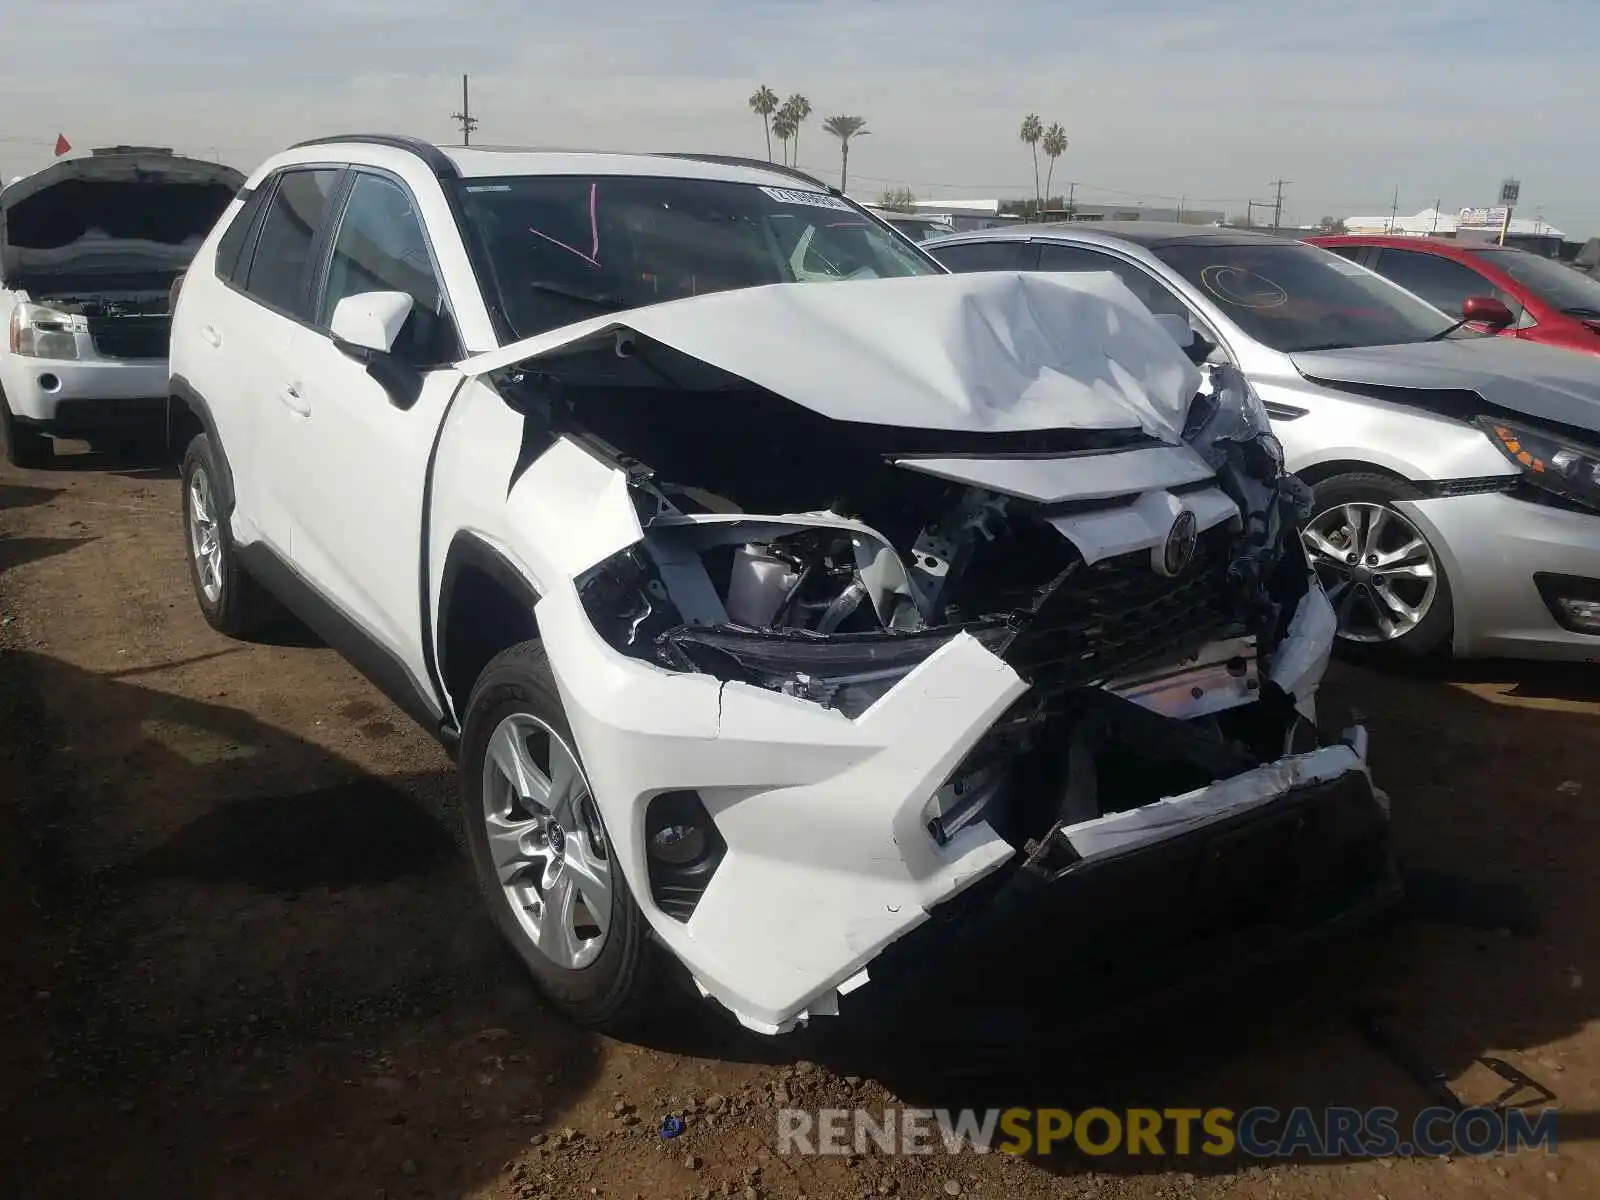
[1019,113,1043,213]
[748,86,779,161]
[823,115,869,192]
[1042,122,1068,214]
[771,109,798,167]
[781,94,812,167]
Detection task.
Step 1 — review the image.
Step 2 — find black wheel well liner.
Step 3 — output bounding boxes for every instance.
[1293,459,1416,489]
[167,377,232,507]
[436,532,544,721]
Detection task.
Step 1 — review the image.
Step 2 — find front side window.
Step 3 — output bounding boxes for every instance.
[1471,247,1600,318]
[241,168,343,317]
[319,173,458,364]
[452,175,939,339]
[1037,243,1191,318]
[1370,248,1495,317]
[928,240,1038,272]
[1152,241,1459,353]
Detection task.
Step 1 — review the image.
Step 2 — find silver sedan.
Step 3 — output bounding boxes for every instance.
[926,223,1600,663]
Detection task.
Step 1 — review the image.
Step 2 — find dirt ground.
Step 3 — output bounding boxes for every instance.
[1,446,1598,1200]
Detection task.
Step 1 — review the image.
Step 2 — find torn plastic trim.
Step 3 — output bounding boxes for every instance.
[1042,736,1372,876]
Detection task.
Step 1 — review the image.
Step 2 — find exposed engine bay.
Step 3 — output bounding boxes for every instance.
[519,337,1322,857]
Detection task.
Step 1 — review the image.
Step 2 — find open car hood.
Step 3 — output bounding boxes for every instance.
[0,150,244,287]
[459,272,1203,440]
[1291,337,1600,432]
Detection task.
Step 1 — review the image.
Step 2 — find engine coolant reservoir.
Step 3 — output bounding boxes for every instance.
[725,543,800,628]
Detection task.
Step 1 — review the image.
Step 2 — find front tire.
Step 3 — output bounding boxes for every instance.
[460,641,661,1033]
[1303,472,1454,659]
[180,433,277,637]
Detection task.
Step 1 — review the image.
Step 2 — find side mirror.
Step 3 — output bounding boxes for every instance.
[1152,313,1195,349]
[1461,295,1514,332]
[330,291,414,360]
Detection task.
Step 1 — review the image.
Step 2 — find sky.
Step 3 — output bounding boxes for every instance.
[3,0,1598,236]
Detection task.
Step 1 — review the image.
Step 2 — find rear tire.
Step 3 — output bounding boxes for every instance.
[0,390,53,469]
[460,641,663,1034]
[1303,473,1454,659]
[180,433,278,638]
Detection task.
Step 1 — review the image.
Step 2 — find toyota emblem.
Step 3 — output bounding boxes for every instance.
[1156,509,1199,577]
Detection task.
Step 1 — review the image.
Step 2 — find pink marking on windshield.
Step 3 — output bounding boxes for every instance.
[589,182,600,260]
[526,226,601,269]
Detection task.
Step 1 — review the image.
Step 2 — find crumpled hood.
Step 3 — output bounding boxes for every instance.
[1291,337,1600,432]
[460,271,1202,440]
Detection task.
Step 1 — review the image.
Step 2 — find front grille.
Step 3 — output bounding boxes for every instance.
[1004,523,1242,690]
[87,315,171,360]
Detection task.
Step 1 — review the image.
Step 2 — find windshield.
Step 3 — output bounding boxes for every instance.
[1151,241,1458,352]
[452,175,940,339]
[1473,248,1600,317]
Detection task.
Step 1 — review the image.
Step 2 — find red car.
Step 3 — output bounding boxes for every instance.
[1309,234,1600,356]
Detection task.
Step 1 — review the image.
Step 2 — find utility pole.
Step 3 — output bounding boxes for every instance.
[1269,179,1290,230]
[1065,181,1077,217]
[1430,199,1440,235]
[450,74,479,147]
[1388,186,1399,233]
[1246,199,1271,227]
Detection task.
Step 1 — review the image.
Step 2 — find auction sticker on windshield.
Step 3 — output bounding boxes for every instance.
[760,186,854,211]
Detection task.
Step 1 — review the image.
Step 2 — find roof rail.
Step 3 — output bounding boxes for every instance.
[288,133,458,179]
[654,152,833,192]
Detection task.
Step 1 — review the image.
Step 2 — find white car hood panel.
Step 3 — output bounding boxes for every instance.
[458,272,1202,441]
[1291,337,1600,432]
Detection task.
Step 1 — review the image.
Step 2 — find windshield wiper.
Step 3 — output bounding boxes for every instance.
[1560,306,1600,318]
[524,281,631,312]
[1294,341,1356,352]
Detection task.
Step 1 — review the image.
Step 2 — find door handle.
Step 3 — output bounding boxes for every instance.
[199,324,222,348]
[279,384,311,416]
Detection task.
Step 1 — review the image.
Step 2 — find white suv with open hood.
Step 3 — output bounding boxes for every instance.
[0,146,243,466]
[168,135,1399,1036]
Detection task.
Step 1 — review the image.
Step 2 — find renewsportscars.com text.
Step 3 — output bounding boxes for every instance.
[776,1106,1558,1159]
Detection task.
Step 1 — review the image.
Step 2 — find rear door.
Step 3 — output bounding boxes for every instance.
[217,166,347,547]
[273,167,465,700]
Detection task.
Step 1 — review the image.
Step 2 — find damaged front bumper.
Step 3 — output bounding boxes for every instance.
[537,571,1391,1036]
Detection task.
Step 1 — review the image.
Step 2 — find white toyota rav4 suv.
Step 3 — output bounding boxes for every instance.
[169,135,1399,1037]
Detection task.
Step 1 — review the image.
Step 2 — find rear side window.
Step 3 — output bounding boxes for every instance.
[240,169,343,317]
[929,240,1039,272]
[214,187,268,283]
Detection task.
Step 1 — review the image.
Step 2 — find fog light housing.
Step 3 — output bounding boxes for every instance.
[1534,572,1600,635]
[644,790,726,922]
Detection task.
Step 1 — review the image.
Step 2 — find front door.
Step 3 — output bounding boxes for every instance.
[274,169,466,698]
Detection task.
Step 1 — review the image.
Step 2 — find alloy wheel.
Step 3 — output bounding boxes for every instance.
[187,466,224,605]
[480,713,612,970]
[1303,502,1439,643]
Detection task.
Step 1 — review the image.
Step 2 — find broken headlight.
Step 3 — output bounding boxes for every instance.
[659,621,1016,718]
[1479,417,1600,513]
[8,302,84,361]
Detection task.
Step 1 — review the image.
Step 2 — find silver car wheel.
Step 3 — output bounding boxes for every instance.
[480,713,612,970]
[1303,501,1439,643]
[187,466,224,605]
